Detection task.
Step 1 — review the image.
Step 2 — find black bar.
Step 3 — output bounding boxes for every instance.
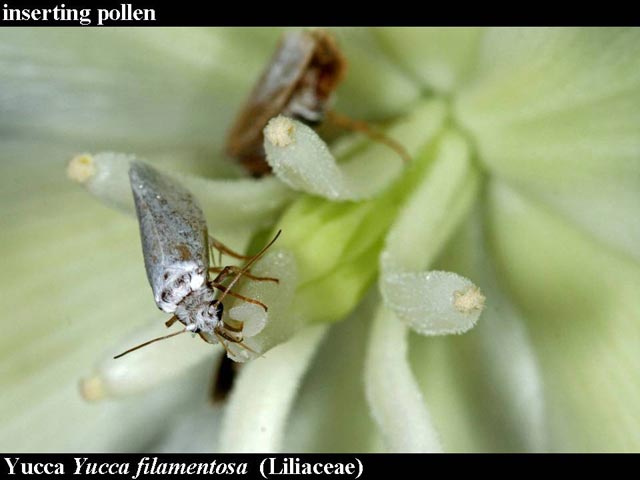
[0,453,635,479]
[0,1,637,26]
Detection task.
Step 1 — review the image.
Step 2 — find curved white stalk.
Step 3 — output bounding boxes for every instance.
[218,324,329,452]
[365,304,442,452]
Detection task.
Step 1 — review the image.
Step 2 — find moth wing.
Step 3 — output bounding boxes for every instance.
[129,161,210,312]
[225,30,316,160]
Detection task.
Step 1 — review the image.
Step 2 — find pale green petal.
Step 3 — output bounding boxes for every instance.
[263,100,445,200]
[1,27,282,152]
[365,304,442,452]
[486,180,640,451]
[218,325,328,452]
[456,27,640,262]
[374,27,482,93]
[330,28,422,119]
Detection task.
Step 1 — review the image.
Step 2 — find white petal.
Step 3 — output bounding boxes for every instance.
[374,27,482,93]
[264,100,446,200]
[365,303,442,452]
[218,324,329,452]
[456,27,640,263]
[330,28,422,119]
[486,181,640,450]
[0,28,282,150]
[284,289,382,452]
[152,401,223,453]
[423,215,548,451]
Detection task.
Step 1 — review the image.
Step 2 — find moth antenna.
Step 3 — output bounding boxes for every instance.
[215,230,282,306]
[113,328,188,359]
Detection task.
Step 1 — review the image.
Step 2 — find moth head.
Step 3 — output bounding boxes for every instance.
[206,300,224,323]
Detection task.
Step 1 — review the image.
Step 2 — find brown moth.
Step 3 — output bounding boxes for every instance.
[225,29,347,176]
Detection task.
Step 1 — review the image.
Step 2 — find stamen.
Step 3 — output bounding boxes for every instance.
[79,376,105,402]
[265,116,296,147]
[453,285,486,314]
[381,270,484,335]
[263,100,446,201]
[67,151,296,226]
[66,153,96,184]
[79,320,219,401]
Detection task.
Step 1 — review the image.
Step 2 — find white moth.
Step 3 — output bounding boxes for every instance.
[116,161,280,360]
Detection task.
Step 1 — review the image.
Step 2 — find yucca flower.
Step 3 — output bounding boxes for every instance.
[1,27,639,453]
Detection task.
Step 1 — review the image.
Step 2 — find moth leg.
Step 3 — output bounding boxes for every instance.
[210,282,268,311]
[165,315,178,328]
[209,235,252,260]
[325,110,412,164]
[209,265,279,284]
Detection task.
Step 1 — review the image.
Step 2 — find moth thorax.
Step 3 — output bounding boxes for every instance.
[285,89,326,125]
[174,286,219,333]
[157,265,206,313]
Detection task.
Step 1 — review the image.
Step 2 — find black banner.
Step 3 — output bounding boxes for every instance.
[0,453,634,479]
[0,1,633,26]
